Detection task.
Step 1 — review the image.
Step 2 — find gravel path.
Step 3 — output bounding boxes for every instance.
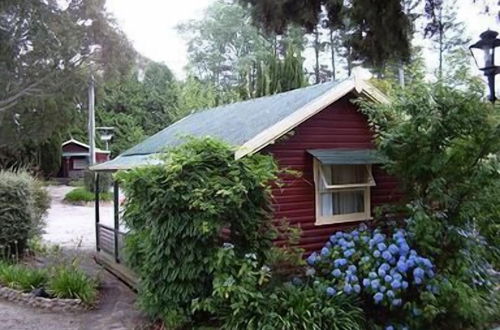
[0,186,147,330]
[42,185,116,249]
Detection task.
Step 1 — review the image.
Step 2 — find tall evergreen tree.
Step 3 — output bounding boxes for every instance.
[240,0,412,71]
[424,0,470,78]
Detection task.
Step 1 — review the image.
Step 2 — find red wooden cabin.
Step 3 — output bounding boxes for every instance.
[59,139,110,178]
[91,75,402,281]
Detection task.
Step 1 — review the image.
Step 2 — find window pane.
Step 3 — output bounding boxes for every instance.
[320,190,364,216]
[331,165,367,184]
[321,164,368,185]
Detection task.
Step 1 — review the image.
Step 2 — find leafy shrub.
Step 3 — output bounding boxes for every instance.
[67,179,84,187]
[308,223,437,328]
[194,246,364,330]
[64,187,112,203]
[48,266,98,304]
[84,170,113,193]
[0,262,48,291]
[0,170,50,259]
[361,83,500,328]
[117,137,279,327]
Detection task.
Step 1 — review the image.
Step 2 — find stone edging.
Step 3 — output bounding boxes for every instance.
[0,285,90,312]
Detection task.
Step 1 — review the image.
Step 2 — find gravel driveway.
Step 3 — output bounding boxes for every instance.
[42,185,116,249]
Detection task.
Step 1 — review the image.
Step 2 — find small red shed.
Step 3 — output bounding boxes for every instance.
[59,139,110,178]
[91,75,403,270]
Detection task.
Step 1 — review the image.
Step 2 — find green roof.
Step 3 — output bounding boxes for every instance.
[91,76,387,171]
[308,149,382,164]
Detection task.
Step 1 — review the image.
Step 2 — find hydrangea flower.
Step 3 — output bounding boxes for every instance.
[306,252,318,266]
[382,251,392,260]
[344,249,355,258]
[391,280,401,290]
[388,244,399,254]
[373,233,385,244]
[397,260,408,273]
[413,267,425,279]
[377,242,387,251]
[309,223,437,310]
[326,287,336,296]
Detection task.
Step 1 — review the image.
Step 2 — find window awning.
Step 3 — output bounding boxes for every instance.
[308,149,383,165]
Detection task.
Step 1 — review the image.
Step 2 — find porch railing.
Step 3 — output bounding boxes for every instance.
[95,175,128,263]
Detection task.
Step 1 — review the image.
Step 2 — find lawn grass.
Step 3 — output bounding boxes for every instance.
[64,187,112,203]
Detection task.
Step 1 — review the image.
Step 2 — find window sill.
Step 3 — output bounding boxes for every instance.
[315,214,373,226]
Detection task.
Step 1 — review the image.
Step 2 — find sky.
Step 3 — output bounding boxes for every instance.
[106,0,499,79]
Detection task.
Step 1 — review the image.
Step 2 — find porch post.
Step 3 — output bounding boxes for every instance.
[113,180,120,263]
[95,172,100,252]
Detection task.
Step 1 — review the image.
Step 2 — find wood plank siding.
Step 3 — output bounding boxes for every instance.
[262,94,403,254]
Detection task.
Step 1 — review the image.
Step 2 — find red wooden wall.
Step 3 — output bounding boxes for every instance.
[262,94,403,254]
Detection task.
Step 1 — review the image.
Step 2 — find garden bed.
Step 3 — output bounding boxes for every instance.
[0,285,90,312]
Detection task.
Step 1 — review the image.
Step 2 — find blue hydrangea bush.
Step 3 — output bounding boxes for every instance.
[307,223,439,328]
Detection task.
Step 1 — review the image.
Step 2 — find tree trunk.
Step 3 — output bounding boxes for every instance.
[329,28,336,81]
[314,28,320,84]
[438,7,443,79]
[398,60,405,87]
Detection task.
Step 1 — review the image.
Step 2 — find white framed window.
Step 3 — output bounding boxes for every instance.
[73,158,88,170]
[313,159,375,225]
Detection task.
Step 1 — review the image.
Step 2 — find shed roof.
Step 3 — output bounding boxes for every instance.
[62,138,110,154]
[91,75,387,171]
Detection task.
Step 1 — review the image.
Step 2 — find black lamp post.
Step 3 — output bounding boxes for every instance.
[470,30,500,103]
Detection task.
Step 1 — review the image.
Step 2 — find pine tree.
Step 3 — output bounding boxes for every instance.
[424,0,470,78]
[240,0,412,71]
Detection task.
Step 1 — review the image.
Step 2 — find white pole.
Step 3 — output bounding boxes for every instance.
[88,75,96,166]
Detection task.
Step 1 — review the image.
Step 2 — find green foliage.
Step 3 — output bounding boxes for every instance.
[93,62,178,155]
[0,261,98,304]
[0,170,50,259]
[255,47,306,97]
[0,0,136,169]
[117,137,279,327]
[177,0,307,99]
[361,82,500,328]
[0,262,48,291]
[83,170,113,193]
[194,246,364,330]
[64,187,112,203]
[48,266,98,304]
[240,0,412,71]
